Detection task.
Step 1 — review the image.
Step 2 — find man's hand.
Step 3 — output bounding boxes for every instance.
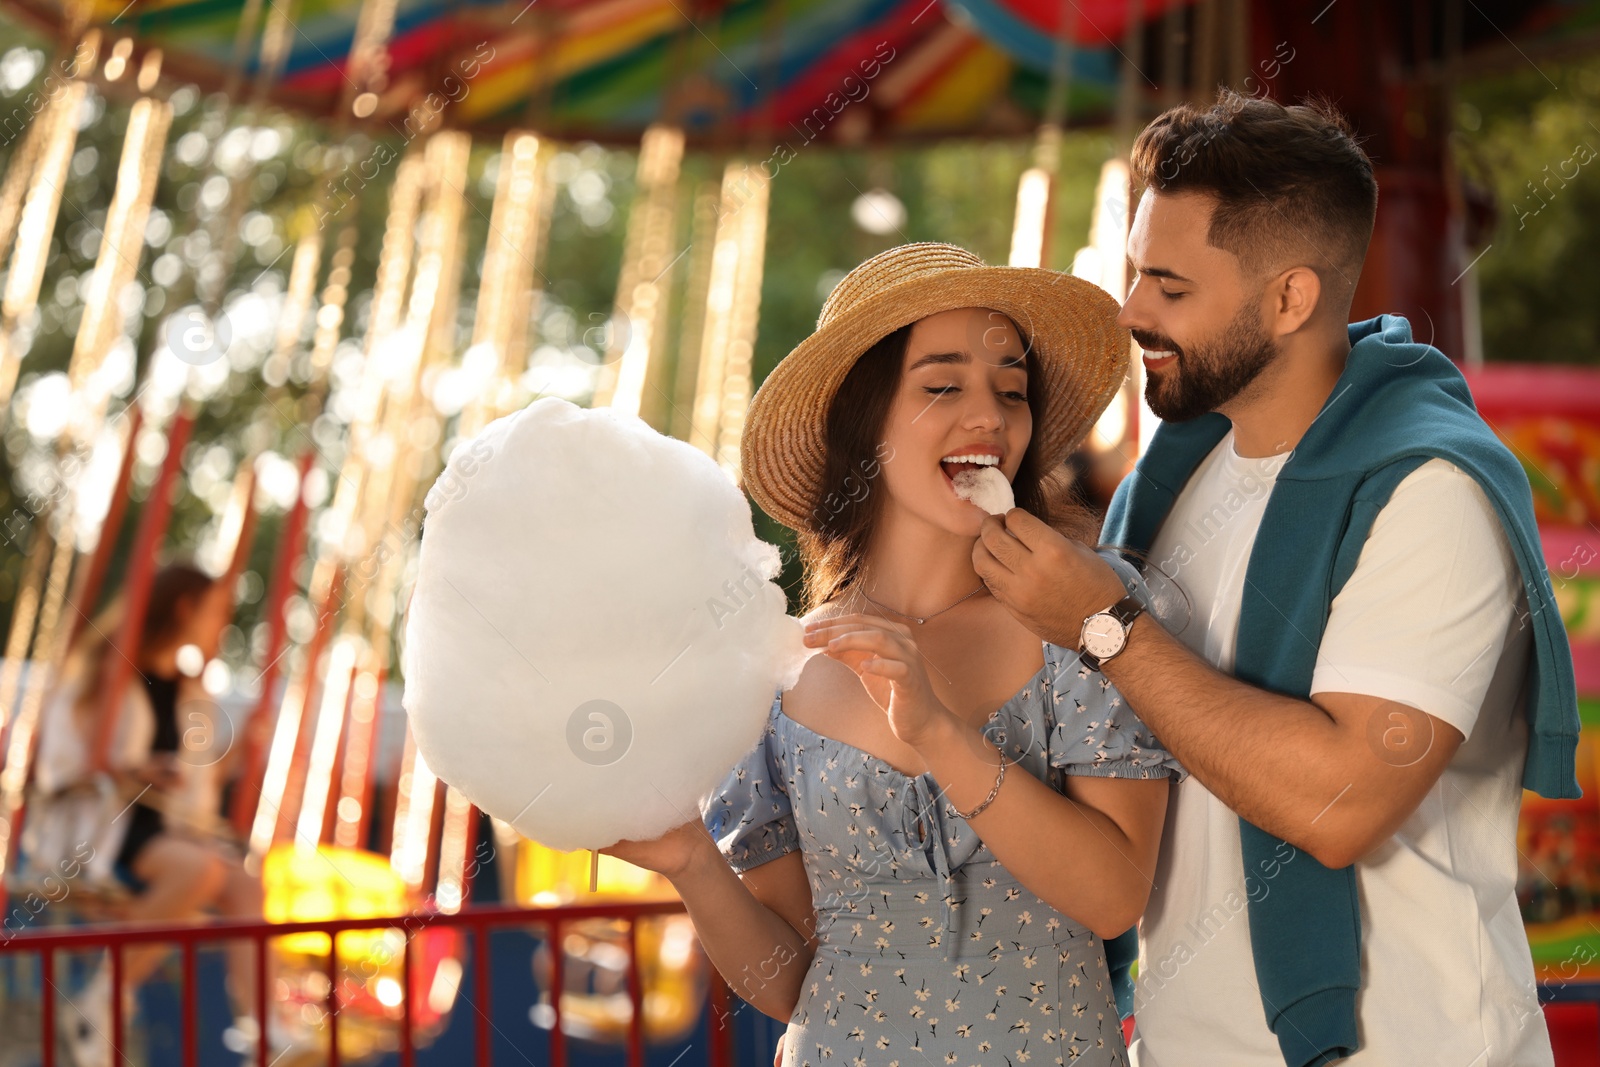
[773,1030,787,1067]
[972,509,1127,650]
[973,508,1468,869]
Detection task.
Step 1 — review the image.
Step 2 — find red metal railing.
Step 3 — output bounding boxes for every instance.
[0,900,735,1067]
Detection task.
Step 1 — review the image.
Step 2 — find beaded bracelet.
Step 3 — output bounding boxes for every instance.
[946,749,1007,820]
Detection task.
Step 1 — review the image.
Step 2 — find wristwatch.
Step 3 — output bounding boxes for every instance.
[1078,594,1144,672]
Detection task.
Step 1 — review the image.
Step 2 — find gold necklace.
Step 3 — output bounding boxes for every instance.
[856,582,987,624]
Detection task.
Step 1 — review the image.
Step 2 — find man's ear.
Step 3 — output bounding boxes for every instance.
[1267,265,1322,338]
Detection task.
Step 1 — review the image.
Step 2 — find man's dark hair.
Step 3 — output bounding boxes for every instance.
[1130,88,1378,304]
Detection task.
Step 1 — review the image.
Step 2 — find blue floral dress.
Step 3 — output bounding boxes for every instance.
[701,562,1187,1067]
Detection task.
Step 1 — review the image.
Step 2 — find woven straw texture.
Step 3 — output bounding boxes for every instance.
[740,242,1130,531]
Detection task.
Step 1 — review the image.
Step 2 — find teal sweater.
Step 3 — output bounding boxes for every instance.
[1099,314,1580,1066]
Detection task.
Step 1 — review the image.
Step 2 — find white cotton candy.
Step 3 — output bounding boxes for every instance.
[952,467,1014,515]
[401,396,815,852]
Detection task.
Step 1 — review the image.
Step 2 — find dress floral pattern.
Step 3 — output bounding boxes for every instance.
[701,558,1187,1067]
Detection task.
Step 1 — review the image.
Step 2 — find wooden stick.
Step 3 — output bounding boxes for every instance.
[589,850,599,892]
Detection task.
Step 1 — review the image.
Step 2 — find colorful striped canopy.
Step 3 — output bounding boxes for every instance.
[1,0,1596,143]
[0,0,1186,143]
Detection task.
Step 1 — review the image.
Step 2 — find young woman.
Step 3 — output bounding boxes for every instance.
[32,562,277,1064]
[603,243,1184,1067]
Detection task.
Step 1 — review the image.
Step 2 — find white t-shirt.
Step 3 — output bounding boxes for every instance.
[1127,429,1551,1067]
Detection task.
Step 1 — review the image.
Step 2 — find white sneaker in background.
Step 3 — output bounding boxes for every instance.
[223,1012,320,1067]
[220,1015,258,1054]
[56,966,113,1067]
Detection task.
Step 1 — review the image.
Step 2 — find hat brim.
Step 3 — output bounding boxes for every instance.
[740,266,1131,532]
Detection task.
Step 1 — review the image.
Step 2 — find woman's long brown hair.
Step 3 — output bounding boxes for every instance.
[63,562,216,727]
[795,318,1101,615]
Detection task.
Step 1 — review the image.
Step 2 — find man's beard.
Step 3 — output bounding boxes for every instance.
[1139,301,1280,423]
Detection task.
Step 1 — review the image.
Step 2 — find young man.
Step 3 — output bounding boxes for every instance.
[973,89,1580,1066]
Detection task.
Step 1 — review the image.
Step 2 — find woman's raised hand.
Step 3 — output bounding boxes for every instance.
[801,614,955,750]
[598,816,719,881]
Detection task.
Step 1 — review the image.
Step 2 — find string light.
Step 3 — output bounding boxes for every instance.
[593,124,685,422]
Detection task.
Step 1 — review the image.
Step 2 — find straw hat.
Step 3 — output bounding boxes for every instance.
[740,242,1130,532]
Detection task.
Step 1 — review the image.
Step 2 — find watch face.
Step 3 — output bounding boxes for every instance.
[1082,613,1126,660]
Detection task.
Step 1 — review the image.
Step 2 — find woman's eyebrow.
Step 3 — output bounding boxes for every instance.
[908,350,967,371]
[908,351,1026,372]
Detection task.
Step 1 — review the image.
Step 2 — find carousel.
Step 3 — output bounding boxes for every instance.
[0,0,1596,1064]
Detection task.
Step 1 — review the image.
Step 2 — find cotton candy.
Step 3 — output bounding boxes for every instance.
[952,467,1014,515]
[400,396,815,852]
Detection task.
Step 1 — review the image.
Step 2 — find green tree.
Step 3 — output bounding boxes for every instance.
[1455,55,1600,365]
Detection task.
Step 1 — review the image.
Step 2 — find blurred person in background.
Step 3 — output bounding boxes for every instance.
[30,560,287,1065]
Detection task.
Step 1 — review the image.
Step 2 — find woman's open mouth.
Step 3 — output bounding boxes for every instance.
[939,454,1000,494]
